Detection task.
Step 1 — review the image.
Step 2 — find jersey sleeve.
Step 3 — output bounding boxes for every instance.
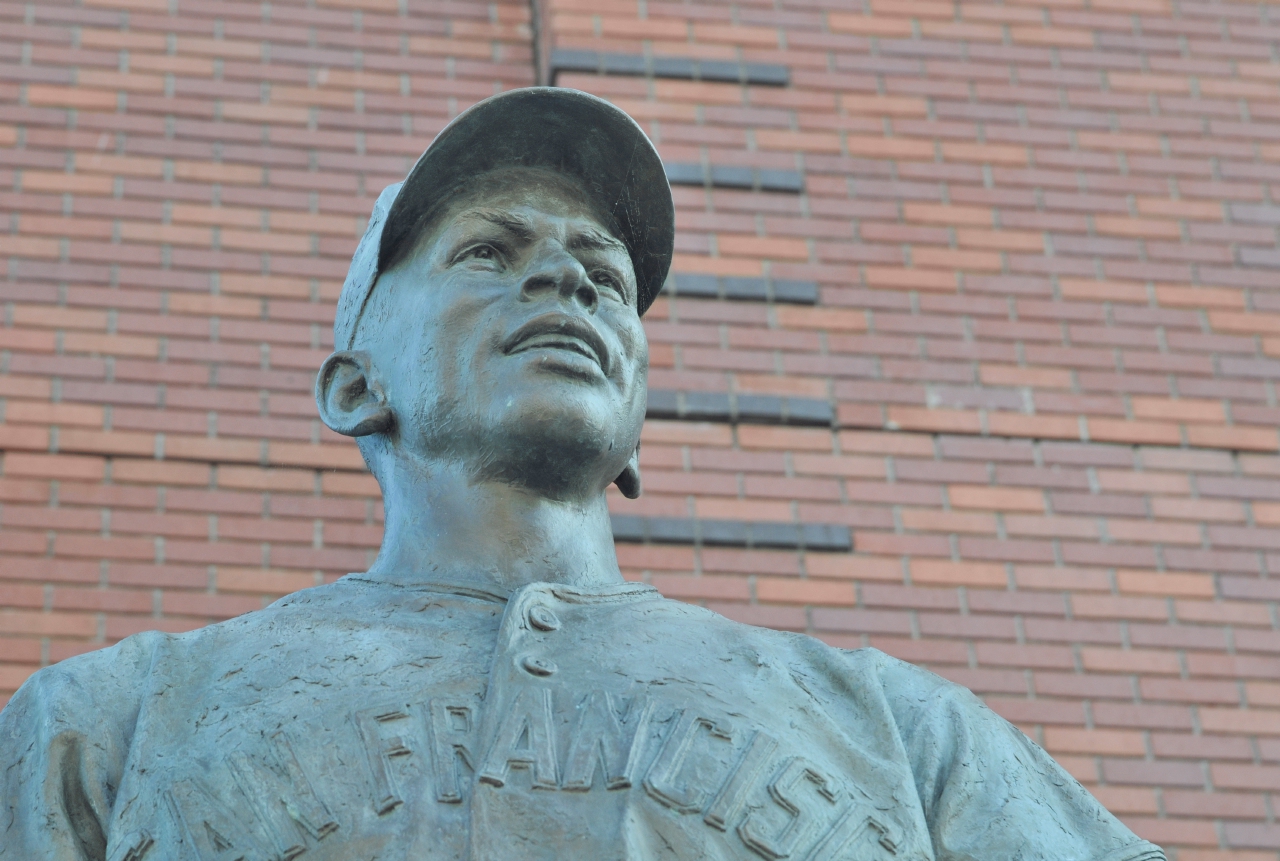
[880,659,1166,861]
[0,634,157,860]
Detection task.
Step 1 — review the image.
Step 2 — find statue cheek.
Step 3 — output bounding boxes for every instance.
[609,311,647,361]
[625,331,650,383]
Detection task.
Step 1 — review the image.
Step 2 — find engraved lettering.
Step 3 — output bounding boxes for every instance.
[478,688,558,789]
[227,732,338,857]
[739,758,840,860]
[644,709,734,813]
[804,805,900,861]
[107,830,153,861]
[166,779,276,861]
[352,706,415,815]
[704,730,779,831]
[561,691,654,791]
[424,697,479,803]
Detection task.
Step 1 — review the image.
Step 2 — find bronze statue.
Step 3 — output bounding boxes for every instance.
[0,88,1165,861]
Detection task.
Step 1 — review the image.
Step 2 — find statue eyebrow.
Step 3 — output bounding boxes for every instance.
[460,208,626,255]
[463,209,536,241]
[566,225,627,255]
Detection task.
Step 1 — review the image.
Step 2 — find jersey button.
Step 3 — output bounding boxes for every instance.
[520,654,557,677]
[528,605,561,631]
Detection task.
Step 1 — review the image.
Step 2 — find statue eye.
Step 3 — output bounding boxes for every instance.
[449,241,508,269]
[464,244,500,261]
[591,269,623,296]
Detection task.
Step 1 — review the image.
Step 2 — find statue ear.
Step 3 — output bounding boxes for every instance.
[613,447,642,499]
[315,351,393,437]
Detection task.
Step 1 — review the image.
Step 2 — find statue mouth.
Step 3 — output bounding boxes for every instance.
[503,314,610,375]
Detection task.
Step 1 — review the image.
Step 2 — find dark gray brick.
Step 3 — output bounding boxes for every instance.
[751,521,804,548]
[609,514,646,542]
[663,163,803,193]
[672,273,719,297]
[667,274,818,305]
[664,162,706,186]
[644,388,831,426]
[652,56,695,78]
[550,50,787,87]
[700,519,752,546]
[648,517,698,544]
[612,515,853,552]
[743,62,789,86]
[802,523,854,552]
[783,398,834,426]
[737,394,785,423]
[645,389,679,419]
[771,279,819,304]
[549,49,599,75]
[684,391,732,421]
[697,60,741,82]
[602,52,646,75]
[723,276,769,301]
[710,165,754,189]
[757,169,804,193]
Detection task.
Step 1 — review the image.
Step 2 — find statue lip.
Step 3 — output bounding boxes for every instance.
[503,313,610,374]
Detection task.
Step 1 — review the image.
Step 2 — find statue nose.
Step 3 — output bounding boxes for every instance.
[520,244,599,312]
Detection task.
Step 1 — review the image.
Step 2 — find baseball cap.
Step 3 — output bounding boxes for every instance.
[334,87,675,351]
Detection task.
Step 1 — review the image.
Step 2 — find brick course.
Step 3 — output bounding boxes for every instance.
[2,0,1280,855]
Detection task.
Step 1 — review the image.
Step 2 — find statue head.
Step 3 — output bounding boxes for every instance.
[315,88,674,507]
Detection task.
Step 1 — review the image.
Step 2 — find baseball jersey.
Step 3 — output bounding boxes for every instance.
[0,575,1165,861]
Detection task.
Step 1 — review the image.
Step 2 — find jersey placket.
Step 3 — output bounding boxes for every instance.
[468,582,657,861]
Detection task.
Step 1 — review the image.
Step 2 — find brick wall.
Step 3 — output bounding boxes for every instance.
[2,0,1280,856]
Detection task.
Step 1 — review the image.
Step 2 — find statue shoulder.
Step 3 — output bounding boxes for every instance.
[829,646,1036,749]
[826,647,1168,861]
[3,577,366,723]
[839,646,976,711]
[5,628,169,728]
[632,600,972,716]
[638,600,952,692]
[0,630,181,859]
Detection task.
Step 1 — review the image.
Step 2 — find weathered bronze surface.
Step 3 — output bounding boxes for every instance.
[0,88,1165,861]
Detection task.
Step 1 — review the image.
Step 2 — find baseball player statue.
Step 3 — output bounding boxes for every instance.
[0,88,1165,861]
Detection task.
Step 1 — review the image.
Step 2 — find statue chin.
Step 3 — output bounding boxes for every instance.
[476,418,631,501]
[455,383,637,486]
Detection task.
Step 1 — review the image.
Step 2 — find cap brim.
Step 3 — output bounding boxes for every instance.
[379,87,674,316]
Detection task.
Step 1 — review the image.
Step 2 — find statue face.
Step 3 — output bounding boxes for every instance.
[355,169,649,498]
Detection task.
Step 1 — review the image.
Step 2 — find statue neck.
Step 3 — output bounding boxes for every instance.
[359,457,626,597]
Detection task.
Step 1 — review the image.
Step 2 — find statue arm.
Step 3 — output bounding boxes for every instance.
[885,664,1167,861]
[0,635,156,861]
